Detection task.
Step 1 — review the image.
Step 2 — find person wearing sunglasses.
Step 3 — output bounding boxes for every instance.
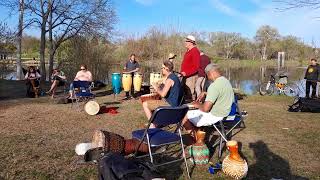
[74,64,92,82]
[68,64,93,98]
[180,35,200,102]
[142,60,183,127]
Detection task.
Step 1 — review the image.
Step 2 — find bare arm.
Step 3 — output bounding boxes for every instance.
[193,100,213,113]
[125,68,139,73]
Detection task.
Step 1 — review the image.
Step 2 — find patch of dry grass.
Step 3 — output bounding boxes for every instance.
[0,80,319,179]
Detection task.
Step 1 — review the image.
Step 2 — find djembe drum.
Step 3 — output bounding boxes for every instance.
[222,140,248,179]
[122,73,132,92]
[188,130,209,165]
[112,73,121,94]
[91,130,148,155]
[133,73,142,92]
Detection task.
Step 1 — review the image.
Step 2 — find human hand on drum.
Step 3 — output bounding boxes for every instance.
[188,101,200,109]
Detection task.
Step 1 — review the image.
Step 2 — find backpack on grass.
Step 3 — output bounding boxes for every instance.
[288,97,320,113]
[98,152,163,180]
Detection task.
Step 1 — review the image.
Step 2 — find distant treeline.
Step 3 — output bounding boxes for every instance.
[2,25,318,79]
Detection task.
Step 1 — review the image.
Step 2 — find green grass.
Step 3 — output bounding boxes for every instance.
[0,80,319,179]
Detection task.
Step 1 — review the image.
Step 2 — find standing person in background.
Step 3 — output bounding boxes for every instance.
[123,54,140,99]
[304,58,320,98]
[180,35,200,102]
[168,53,177,62]
[195,50,211,98]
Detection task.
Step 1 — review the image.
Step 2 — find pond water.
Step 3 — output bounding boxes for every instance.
[1,64,312,96]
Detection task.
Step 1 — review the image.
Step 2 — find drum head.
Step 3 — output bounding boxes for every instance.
[84,100,100,115]
[75,142,92,155]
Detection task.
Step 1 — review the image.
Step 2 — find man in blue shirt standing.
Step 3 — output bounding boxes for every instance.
[123,54,140,99]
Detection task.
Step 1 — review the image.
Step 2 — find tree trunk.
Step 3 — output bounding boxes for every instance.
[39,20,46,81]
[262,43,267,60]
[48,6,54,78]
[16,0,24,80]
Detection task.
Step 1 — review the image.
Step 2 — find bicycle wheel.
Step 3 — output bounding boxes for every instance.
[284,83,299,97]
[259,82,274,96]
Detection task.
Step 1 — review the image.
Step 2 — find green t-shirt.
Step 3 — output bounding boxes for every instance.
[205,76,234,117]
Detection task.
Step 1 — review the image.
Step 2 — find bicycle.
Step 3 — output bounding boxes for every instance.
[259,75,299,97]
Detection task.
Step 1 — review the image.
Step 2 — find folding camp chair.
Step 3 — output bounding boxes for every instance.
[203,95,246,160]
[71,81,95,110]
[132,105,190,178]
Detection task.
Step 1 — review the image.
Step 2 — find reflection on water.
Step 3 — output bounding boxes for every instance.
[2,64,310,95]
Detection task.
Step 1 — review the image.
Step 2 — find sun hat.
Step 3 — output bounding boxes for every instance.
[186,35,196,43]
[168,53,177,59]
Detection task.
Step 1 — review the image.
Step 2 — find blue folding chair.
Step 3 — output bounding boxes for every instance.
[204,95,246,159]
[132,105,190,179]
[71,81,95,110]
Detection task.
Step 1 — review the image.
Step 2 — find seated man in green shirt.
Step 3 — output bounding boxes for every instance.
[182,63,234,134]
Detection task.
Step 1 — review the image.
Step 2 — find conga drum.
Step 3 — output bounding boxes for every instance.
[122,73,132,92]
[153,72,162,84]
[112,73,121,94]
[84,100,100,115]
[133,73,142,92]
[149,72,155,86]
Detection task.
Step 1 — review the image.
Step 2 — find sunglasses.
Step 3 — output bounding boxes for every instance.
[80,68,86,70]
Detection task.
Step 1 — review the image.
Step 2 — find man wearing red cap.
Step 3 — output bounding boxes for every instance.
[181,35,200,102]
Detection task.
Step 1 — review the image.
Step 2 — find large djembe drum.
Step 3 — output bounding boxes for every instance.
[111,73,121,94]
[188,130,209,165]
[222,140,248,179]
[91,130,148,155]
[133,73,142,92]
[122,73,132,92]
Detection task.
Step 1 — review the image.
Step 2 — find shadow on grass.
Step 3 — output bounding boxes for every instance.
[95,90,114,97]
[247,140,308,180]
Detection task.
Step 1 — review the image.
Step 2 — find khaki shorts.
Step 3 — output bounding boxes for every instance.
[147,99,170,111]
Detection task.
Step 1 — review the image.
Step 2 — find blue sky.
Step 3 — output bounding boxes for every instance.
[1,0,320,46]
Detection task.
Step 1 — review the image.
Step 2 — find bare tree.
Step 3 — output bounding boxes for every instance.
[255,25,280,60]
[209,32,241,59]
[47,0,116,78]
[0,0,34,80]
[16,0,24,80]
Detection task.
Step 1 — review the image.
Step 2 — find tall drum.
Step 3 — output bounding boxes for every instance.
[153,72,162,84]
[133,73,142,92]
[149,72,155,86]
[111,73,121,94]
[122,73,132,92]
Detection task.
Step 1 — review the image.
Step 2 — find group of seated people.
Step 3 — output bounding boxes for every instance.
[141,60,234,139]
[25,64,92,99]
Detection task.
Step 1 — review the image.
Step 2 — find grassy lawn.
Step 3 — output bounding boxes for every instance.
[0,80,319,180]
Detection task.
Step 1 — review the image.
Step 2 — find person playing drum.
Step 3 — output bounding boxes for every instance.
[181,64,234,139]
[142,60,183,128]
[123,53,140,99]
